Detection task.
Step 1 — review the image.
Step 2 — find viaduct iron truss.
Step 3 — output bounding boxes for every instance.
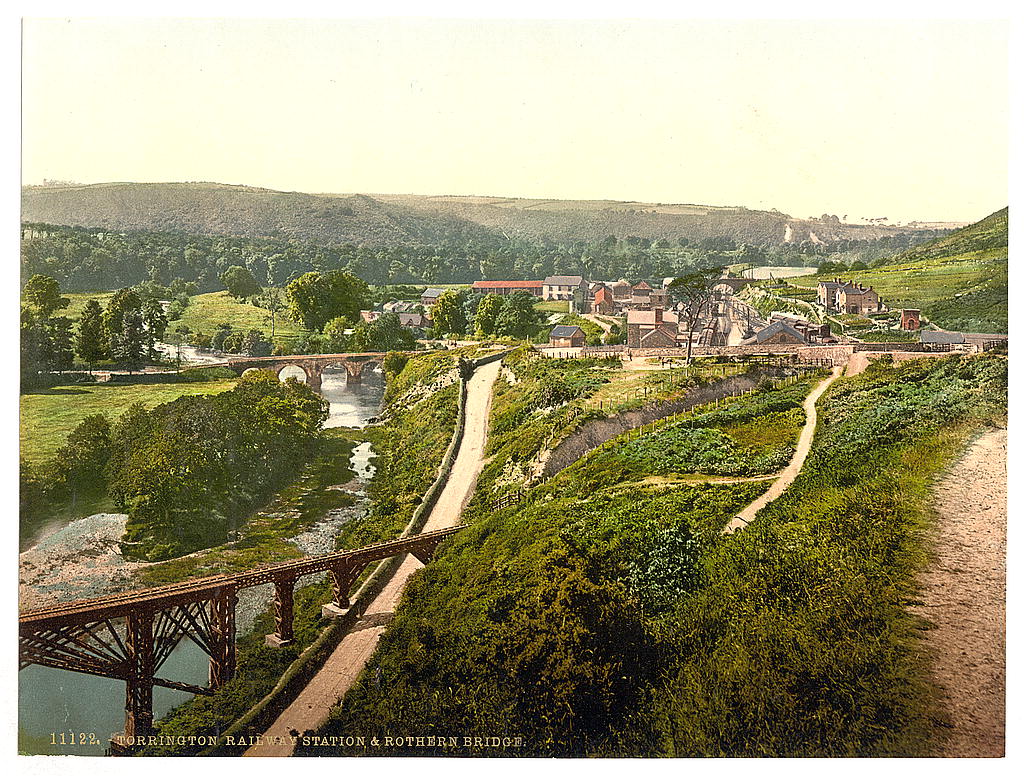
[19,526,464,742]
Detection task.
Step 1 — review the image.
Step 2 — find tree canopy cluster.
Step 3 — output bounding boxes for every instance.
[62,371,328,560]
[21,221,940,294]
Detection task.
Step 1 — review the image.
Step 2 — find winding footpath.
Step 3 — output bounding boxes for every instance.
[245,359,502,757]
[722,366,843,534]
[913,429,1006,756]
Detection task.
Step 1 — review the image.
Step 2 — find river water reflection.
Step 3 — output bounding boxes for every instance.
[19,368,385,755]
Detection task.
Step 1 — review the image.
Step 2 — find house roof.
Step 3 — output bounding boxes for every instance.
[550,325,585,338]
[421,287,445,298]
[398,312,429,327]
[594,287,612,302]
[920,330,967,345]
[627,309,678,325]
[639,326,677,347]
[472,280,543,289]
[632,280,653,291]
[543,275,584,286]
[755,320,807,344]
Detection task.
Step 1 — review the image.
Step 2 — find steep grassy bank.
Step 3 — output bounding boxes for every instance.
[304,352,1006,756]
[788,208,1008,332]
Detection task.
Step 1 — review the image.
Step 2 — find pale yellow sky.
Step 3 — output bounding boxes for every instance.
[21,18,1008,223]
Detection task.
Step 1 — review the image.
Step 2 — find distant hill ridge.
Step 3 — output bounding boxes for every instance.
[22,181,946,248]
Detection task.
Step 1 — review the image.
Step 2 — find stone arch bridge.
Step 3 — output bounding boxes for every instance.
[222,352,408,393]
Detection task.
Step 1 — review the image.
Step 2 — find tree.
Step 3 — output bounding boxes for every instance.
[103,288,144,349]
[220,265,262,300]
[211,324,233,351]
[286,270,371,332]
[494,292,539,339]
[351,312,416,352]
[667,266,724,363]
[240,329,273,357]
[142,297,168,358]
[322,316,351,352]
[474,294,505,336]
[49,316,75,372]
[111,309,147,372]
[22,274,69,317]
[54,414,112,502]
[254,287,286,338]
[430,290,467,337]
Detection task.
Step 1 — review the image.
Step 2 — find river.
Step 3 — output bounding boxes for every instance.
[18,367,385,756]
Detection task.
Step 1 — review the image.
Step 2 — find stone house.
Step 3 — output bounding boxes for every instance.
[627,308,680,348]
[817,278,883,314]
[592,285,616,316]
[421,288,445,307]
[751,320,808,345]
[901,309,921,330]
[543,275,586,301]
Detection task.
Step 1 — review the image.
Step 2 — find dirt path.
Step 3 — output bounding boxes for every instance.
[913,429,1006,757]
[581,313,614,333]
[244,359,502,757]
[723,366,842,533]
[846,350,951,377]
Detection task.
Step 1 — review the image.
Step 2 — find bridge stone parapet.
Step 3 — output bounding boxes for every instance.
[225,352,404,393]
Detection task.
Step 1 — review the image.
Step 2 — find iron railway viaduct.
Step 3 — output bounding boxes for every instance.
[19,527,464,748]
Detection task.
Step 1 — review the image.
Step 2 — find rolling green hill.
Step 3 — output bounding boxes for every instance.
[21,182,500,248]
[789,208,1007,332]
[22,182,944,249]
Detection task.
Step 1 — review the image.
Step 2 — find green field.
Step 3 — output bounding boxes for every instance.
[20,380,236,467]
[787,208,1007,332]
[61,289,307,344]
[170,291,306,342]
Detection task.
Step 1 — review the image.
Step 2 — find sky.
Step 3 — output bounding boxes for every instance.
[21,17,1009,224]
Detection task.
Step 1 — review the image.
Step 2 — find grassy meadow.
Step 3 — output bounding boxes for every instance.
[20,379,236,467]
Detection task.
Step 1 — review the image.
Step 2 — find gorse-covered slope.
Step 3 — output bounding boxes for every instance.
[22,182,943,249]
[792,207,1008,332]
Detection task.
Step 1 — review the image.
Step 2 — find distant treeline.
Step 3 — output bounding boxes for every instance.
[21,222,941,292]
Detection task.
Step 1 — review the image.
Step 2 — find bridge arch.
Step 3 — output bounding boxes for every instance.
[276,364,309,384]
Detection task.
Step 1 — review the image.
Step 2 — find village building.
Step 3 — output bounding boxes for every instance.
[817,278,883,314]
[610,279,633,301]
[742,320,808,346]
[548,324,586,348]
[768,312,832,343]
[382,300,419,313]
[626,308,681,348]
[471,280,544,297]
[543,275,586,301]
[591,285,616,316]
[420,288,445,307]
[901,309,921,330]
[398,312,431,329]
